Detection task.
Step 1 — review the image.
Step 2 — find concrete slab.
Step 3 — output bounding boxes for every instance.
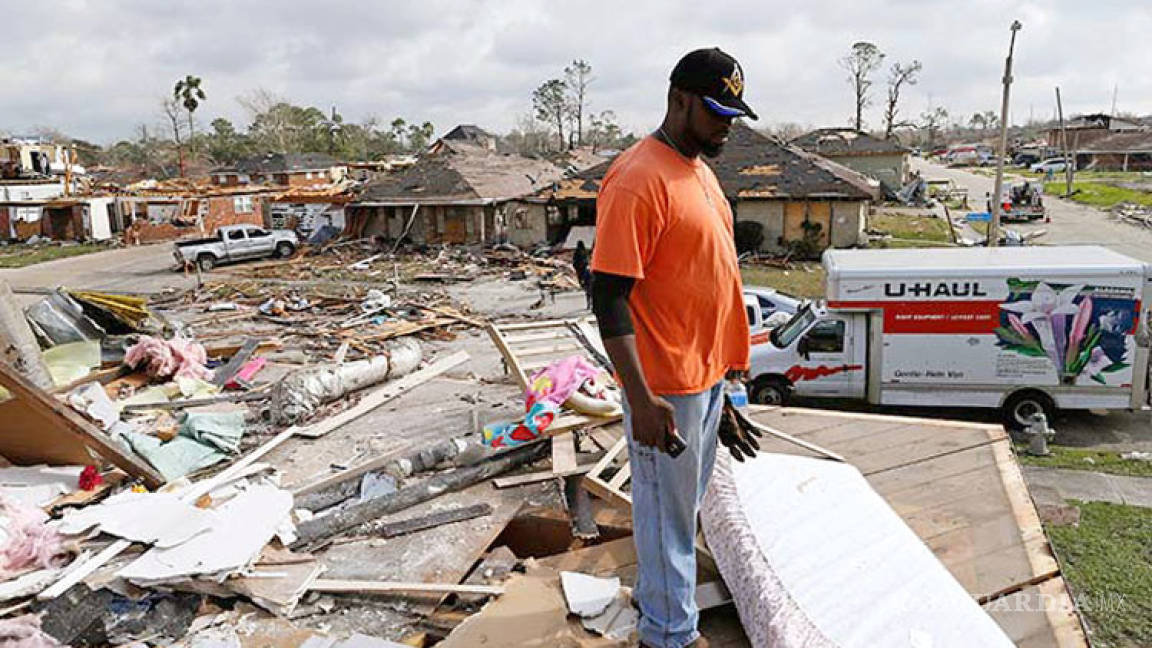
[1022,465,1152,508]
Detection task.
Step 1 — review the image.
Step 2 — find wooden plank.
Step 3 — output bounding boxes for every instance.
[502,329,573,344]
[982,577,1089,648]
[211,337,259,386]
[311,579,503,596]
[607,464,631,490]
[0,361,164,488]
[295,351,470,439]
[486,324,530,391]
[588,427,621,452]
[491,463,596,489]
[290,443,414,496]
[583,474,632,511]
[551,433,577,474]
[507,342,584,358]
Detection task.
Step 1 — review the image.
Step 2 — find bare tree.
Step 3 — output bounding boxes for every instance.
[161,97,187,177]
[883,60,922,139]
[766,122,811,141]
[918,105,949,149]
[839,42,886,131]
[237,88,291,153]
[533,79,568,150]
[564,60,593,147]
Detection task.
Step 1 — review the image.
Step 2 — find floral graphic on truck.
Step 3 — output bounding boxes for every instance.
[995,280,1135,385]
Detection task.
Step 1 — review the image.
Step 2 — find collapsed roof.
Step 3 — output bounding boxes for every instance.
[790,128,908,156]
[355,141,565,205]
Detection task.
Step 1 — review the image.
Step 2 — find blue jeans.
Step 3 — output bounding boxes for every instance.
[624,381,724,648]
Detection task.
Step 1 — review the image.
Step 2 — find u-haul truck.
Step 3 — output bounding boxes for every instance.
[747,246,1152,428]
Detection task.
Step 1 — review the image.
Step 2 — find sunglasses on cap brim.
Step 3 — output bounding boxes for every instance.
[701,95,746,118]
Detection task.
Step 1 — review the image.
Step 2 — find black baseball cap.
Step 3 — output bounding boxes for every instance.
[670,48,758,120]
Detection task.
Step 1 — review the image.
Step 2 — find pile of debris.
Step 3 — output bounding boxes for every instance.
[1112,202,1152,229]
[231,239,581,292]
[0,266,662,646]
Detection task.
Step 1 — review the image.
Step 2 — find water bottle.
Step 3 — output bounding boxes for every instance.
[725,379,749,409]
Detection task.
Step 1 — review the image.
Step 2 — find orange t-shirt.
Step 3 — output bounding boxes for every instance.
[591,136,750,395]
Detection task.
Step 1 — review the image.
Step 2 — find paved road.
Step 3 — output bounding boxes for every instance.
[0,243,196,306]
[912,158,1152,262]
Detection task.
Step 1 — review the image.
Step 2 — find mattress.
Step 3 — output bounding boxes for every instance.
[700,451,1014,648]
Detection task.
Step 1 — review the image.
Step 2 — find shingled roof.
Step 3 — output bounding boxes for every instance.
[791,128,908,156]
[707,123,878,200]
[536,124,878,202]
[355,141,564,205]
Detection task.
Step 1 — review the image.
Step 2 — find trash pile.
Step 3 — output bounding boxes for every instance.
[0,250,690,645]
[231,239,582,292]
[1112,202,1152,229]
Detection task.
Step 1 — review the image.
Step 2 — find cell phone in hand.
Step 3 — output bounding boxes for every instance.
[665,429,687,457]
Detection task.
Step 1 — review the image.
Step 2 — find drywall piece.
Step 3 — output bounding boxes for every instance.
[560,571,619,618]
[0,567,61,602]
[118,485,292,585]
[581,589,639,640]
[0,465,83,507]
[701,452,1014,647]
[56,490,215,548]
[66,383,121,430]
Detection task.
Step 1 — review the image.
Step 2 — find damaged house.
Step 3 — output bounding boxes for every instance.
[115,181,276,244]
[517,123,878,253]
[791,127,910,190]
[345,129,564,245]
[211,153,347,188]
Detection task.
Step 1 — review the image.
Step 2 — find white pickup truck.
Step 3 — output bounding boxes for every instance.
[173,225,298,271]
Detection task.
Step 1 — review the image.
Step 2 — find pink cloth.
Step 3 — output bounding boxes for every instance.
[0,493,70,580]
[124,336,211,381]
[525,355,600,410]
[0,615,64,648]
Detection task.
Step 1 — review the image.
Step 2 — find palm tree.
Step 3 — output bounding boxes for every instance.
[174,76,207,143]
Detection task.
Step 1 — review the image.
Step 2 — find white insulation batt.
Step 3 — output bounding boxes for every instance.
[701,452,1013,648]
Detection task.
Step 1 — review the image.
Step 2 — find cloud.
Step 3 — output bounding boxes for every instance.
[0,0,1147,144]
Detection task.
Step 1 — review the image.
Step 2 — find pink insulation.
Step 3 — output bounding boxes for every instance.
[0,493,71,580]
[124,336,212,381]
[0,615,63,648]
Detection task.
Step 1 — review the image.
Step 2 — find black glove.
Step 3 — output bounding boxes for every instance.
[718,394,763,462]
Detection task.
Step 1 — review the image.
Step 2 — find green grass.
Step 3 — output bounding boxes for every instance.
[1015,444,1152,478]
[0,243,107,268]
[869,212,953,242]
[1042,181,1152,209]
[1045,501,1152,647]
[741,264,826,298]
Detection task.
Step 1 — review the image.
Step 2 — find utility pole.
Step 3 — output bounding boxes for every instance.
[989,20,1022,248]
[1056,87,1072,196]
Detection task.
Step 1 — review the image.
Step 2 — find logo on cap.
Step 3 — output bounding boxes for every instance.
[721,65,744,98]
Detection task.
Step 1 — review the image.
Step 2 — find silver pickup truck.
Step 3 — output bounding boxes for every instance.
[173,225,298,271]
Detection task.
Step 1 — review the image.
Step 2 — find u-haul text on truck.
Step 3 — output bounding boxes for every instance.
[747,245,1151,428]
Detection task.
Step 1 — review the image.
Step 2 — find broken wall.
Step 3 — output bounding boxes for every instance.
[735,198,866,253]
[507,201,548,247]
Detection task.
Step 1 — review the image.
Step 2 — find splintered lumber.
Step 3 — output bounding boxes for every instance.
[293,351,470,439]
[492,463,597,488]
[0,360,164,488]
[292,442,549,549]
[310,579,504,597]
[211,338,259,387]
[362,503,493,539]
[563,474,599,540]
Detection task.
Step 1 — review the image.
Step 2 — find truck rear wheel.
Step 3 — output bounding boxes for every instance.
[1002,390,1055,431]
[750,377,790,406]
[197,254,216,272]
[275,242,295,258]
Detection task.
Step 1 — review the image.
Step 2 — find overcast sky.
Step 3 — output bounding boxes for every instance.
[3,0,1149,145]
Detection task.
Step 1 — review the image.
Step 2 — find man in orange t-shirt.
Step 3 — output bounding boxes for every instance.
[590,48,757,648]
